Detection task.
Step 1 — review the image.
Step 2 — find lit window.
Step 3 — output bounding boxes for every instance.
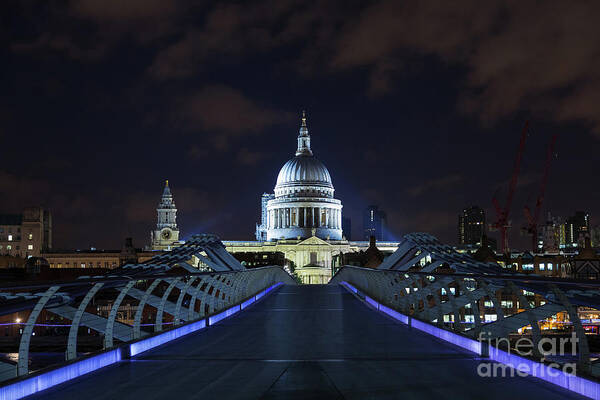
[547,263,553,271]
[522,263,534,270]
[7,235,12,241]
[539,263,545,270]
[28,233,33,240]
[27,245,33,250]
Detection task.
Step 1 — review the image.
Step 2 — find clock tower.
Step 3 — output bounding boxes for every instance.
[151,180,180,250]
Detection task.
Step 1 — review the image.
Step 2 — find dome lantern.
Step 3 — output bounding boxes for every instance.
[296,110,312,156]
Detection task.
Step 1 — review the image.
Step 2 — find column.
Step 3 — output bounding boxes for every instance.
[304,207,307,227]
[325,208,330,228]
[287,208,290,227]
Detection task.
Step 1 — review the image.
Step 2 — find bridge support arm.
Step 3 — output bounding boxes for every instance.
[67,283,104,360]
[18,286,60,376]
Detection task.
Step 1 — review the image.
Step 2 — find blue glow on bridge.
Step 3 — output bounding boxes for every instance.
[130,319,207,357]
[339,280,600,400]
[208,305,241,325]
[0,349,121,400]
[0,281,286,400]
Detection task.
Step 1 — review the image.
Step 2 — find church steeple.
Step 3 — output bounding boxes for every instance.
[157,180,177,227]
[296,110,313,156]
[151,180,180,250]
[162,179,172,198]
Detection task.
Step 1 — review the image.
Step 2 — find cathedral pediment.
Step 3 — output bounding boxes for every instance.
[298,236,331,246]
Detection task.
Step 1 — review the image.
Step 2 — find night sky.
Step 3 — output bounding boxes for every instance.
[2,1,600,250]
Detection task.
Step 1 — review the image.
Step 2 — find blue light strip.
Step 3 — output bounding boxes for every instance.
[365,295,379,309]
[379,303,409,324]
[129,319,207,357]
[132,282,283,356]
[208,282,283,324]
[411,318,481,355]
[340,280,600,399]
[489,347,600,399]
[341,281,480,354]
[0,349,121,400]
[0,281,285,400]
[241,296,255,309]
[208,305,241,325]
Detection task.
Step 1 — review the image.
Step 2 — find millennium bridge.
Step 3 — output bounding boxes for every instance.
[1,233,599,399]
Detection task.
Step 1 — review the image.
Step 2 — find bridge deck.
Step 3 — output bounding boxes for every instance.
[30,285,585,399]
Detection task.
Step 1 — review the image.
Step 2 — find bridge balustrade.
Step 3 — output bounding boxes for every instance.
[331,265,600,379]
[0,266,294,388]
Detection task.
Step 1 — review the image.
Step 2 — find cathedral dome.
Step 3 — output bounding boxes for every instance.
[262,111,343,242]
[275,155,333,189]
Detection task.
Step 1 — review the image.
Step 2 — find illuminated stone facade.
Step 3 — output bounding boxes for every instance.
[263,112,343,242]
[0,207,51,258]
[224,238,400,284]
[231,113,399,283]
[150,180,181,250]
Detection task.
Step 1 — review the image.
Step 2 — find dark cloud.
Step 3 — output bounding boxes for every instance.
[10,1,600,136]
[11,33,109,61]
[236,148,266,166]
[72,0,180,21]
[407,174,463,197]
[148,0,340,79]
[332,1,600,134]
[3,1,600,249]
[175,85,293,149]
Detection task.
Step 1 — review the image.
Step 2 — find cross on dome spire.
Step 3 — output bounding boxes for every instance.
[296,110,312,156]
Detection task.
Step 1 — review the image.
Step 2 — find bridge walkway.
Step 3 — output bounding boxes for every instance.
[30,284,585,399]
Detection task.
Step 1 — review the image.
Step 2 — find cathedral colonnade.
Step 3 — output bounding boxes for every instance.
[267,206,342,230]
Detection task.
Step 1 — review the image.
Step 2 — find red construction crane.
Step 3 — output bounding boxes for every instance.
[491,121,529,254]
[523,134,557,252]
